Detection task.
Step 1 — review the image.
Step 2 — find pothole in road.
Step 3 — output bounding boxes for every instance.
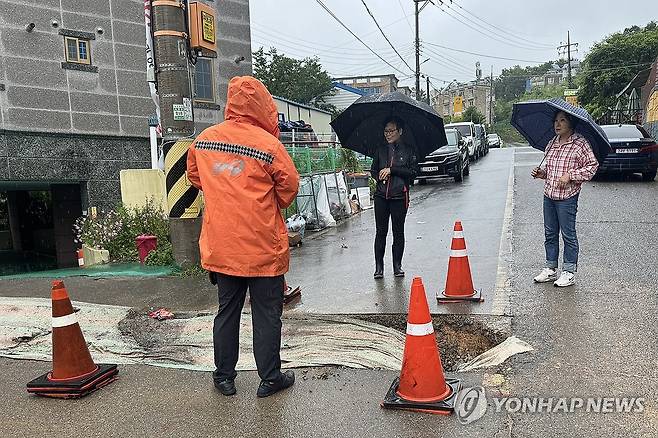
[350,313,511,372]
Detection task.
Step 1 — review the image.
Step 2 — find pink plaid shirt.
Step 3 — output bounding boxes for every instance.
[542,133,599,200]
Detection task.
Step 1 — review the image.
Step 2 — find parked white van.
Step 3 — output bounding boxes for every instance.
[445,122,480,160]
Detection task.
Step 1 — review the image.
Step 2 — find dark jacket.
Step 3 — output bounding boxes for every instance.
[370,141,418,200]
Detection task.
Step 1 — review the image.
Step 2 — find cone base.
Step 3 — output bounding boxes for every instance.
[27,363,118,399]
[437,288,483,303]
[283,286,302,304]
[382,377,461,415]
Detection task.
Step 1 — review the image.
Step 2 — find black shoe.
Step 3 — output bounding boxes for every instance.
[257,370,295,398]
[393,264,405,277]
[214,379,236,396]
[374,262,384,279]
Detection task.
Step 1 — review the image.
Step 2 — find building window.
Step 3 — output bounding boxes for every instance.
[194,58,214,102]
[361,86,381,95]
[64,37,91,64]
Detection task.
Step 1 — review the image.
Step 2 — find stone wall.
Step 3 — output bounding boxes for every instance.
[0,129,150,210]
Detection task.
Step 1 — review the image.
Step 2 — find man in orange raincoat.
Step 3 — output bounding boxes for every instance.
[187,76,300,398]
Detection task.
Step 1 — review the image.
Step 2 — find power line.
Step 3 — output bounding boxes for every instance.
[313,0,409,76]
[252,31,414,62]
[492,62,654,80]
[398,0,414,33]
[421,48,475,76]
[447,0,554,49]
[432,2,553,52]
[251,23,403,56]
[420,44,476,73]
[423,41,546,63]
[360,0,414,72]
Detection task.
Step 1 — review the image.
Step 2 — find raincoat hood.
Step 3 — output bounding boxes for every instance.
[224,76,280,138]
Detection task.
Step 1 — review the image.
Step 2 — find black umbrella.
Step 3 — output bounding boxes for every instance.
[330,91,448,160]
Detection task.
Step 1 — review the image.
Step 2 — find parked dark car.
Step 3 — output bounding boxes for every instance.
[475,124,488,156]
[416,128,470,183]
[487,133,502,148]
[598,124,658,181]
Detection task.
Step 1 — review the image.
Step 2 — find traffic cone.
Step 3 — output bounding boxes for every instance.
[382,277,461,414]
[437,221,483,303]
[26,280,118,398]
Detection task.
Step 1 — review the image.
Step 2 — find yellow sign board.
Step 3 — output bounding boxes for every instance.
[201,11,215,44]
[453,96,464,114]
[564,89,579,106]
[565,95,579,106]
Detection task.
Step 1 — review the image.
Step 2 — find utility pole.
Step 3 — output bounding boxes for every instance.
[152,0,203,266]
[414,0,420,100]
[557,31,579,88]
[426,76,431,105]
[489,65,493,125]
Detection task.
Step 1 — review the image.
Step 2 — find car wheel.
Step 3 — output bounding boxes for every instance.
[454,161,464,182]
[642,170,657,182]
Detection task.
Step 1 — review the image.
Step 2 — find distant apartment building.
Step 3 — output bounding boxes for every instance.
[397,86,413,97]
[332,74,399,95]
[434,79,493,125]
[0,0,252,268]
[526,60,581,91]
[324,82,366,112]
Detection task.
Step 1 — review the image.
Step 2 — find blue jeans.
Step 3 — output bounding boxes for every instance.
[543,194,579,273]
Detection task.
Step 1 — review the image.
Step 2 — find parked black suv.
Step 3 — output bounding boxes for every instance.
[598,124,658,181]
[416,128,470,183]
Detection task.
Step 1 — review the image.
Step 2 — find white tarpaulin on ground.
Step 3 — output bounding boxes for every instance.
[297,174,340,229]
[323,171,351,220]
[457,336,533,372]
[0,297,404,371]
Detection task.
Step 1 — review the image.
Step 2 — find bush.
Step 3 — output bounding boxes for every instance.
[74,199,171,263]
[144,240,174,266]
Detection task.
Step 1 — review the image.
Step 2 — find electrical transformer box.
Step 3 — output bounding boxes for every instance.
[189,1,217,55]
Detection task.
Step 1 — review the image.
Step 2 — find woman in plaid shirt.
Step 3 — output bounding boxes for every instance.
[531,111,599,287]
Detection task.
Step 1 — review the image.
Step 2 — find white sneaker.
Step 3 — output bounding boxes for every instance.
[554,271,575,287]
[533,267,558,283]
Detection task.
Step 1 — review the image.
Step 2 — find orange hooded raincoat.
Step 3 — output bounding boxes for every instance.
[187,76,300,277]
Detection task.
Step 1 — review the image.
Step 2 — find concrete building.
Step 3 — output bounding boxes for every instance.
[397,85,413,97]
[333,74,399,95]
[525,61,581,91]
[324,82,365,112]
[0,0,252,269]
[434,79,493,125]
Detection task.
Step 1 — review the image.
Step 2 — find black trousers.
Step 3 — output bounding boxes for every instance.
[374,196,408,266]
[212,273,284,383]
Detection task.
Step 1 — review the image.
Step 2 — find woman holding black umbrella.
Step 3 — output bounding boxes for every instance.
[370,116,418,279]
[530,110,598,287]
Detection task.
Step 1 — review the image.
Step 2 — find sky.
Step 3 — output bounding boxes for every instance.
[249,0,656,89]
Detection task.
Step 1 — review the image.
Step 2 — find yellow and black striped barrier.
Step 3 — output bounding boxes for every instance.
[164,139,203,218]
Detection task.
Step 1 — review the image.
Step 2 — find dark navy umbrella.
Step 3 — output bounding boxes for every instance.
[511,98,611,163]
[330,91,448,160]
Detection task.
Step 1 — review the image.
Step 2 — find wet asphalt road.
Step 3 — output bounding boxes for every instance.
[287,148,513,315]
[2,145,657,436]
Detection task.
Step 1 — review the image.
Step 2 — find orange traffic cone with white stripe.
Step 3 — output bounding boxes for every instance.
[437,221,483,303]
[27,280,118,398]
[382,277,461,414]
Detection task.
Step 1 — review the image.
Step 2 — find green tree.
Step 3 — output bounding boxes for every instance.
[578,21,658,118]
[252,47,336,113]
[494,61,563,102]
[461,106,485,124]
